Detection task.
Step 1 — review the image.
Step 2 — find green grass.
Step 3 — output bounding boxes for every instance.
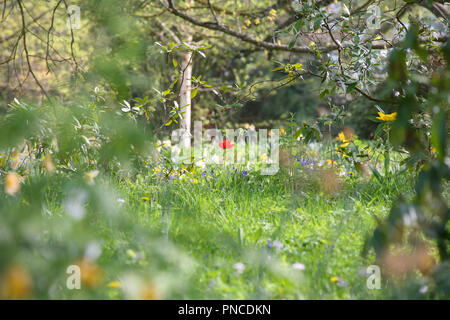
[91,164,414,299]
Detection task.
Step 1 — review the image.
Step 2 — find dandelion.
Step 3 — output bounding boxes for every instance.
[107,281,122,288]
[5,172,20,196]
[292,263,305,270]
[233,262,245,275]
[376,112,397,122]
[330,276,340,282]
[141,196,149,201]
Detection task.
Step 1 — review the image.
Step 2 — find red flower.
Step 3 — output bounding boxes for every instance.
[218,140,234,149]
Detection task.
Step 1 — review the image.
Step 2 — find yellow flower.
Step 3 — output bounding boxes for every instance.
[244,19,251,27]
[107,281,122,288]
[254,18,260,25]
[309,41,316,48]
[349,171,355,176]
[330,276,340,282]
[78,258,103,288]
[141,196,150,201]
[84,170,99,184]
[152,167,161,174]
[376,112,397,122]
[5,172,20,196]
[140,282,160,300]
[336,131,351,148]
[326,159,337,166]
[0,264,33,299]
[260,153,268,162]
[269,9,277,17]
[11,150,20,169]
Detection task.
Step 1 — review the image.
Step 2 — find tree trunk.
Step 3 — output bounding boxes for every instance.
[179,48,193,133]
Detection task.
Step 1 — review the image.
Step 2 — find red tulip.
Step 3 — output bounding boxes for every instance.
[218,140,234,149]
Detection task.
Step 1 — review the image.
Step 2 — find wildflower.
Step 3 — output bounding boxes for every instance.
[10,150,20,169]
[272,240,283,252]
[0,264,33,299]
[140,282,160,300]
[84,170,99,184]
[280,128,286,135]
[260,153,268,162]
[141,196,149,201]
[326,159,337,166]
[376,112,397,122]
[78,258,103,288]
[117,198,125,204]
[292,263,305,271]
[195,160,206,168]
[254,18,260,25]
[244,19,251,27]
[330,276,340,282]
[107,281,122,288]
[242,171,248,179]
[152,167,162,174]
[5,172,21,196]
[348,171,355,176]
[219,140,234,149]
[336,131,351,148]
[233,262,245,275]
[309,41,316,48]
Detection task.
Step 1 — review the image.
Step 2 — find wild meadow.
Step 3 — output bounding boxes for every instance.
[0,1,449,300]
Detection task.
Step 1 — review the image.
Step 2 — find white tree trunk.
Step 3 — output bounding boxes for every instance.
[179,50,193,133]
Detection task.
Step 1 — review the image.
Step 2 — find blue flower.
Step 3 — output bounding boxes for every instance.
[242,171,248,179]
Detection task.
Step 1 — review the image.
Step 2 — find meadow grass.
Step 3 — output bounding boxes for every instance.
[95,162,415,299]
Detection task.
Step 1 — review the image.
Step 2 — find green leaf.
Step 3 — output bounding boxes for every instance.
[191,88,198,99]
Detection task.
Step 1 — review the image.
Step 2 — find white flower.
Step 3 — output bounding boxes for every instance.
[292,263,305,270]
[195,160,206,168]
[273,240,283,251]
[233,262,245,275]
[419,285,428,294]
[117,198,125,204]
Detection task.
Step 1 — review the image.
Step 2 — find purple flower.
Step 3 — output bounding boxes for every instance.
[202,170,207,177]
[242,171,248,179]
[267,239,273,249]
